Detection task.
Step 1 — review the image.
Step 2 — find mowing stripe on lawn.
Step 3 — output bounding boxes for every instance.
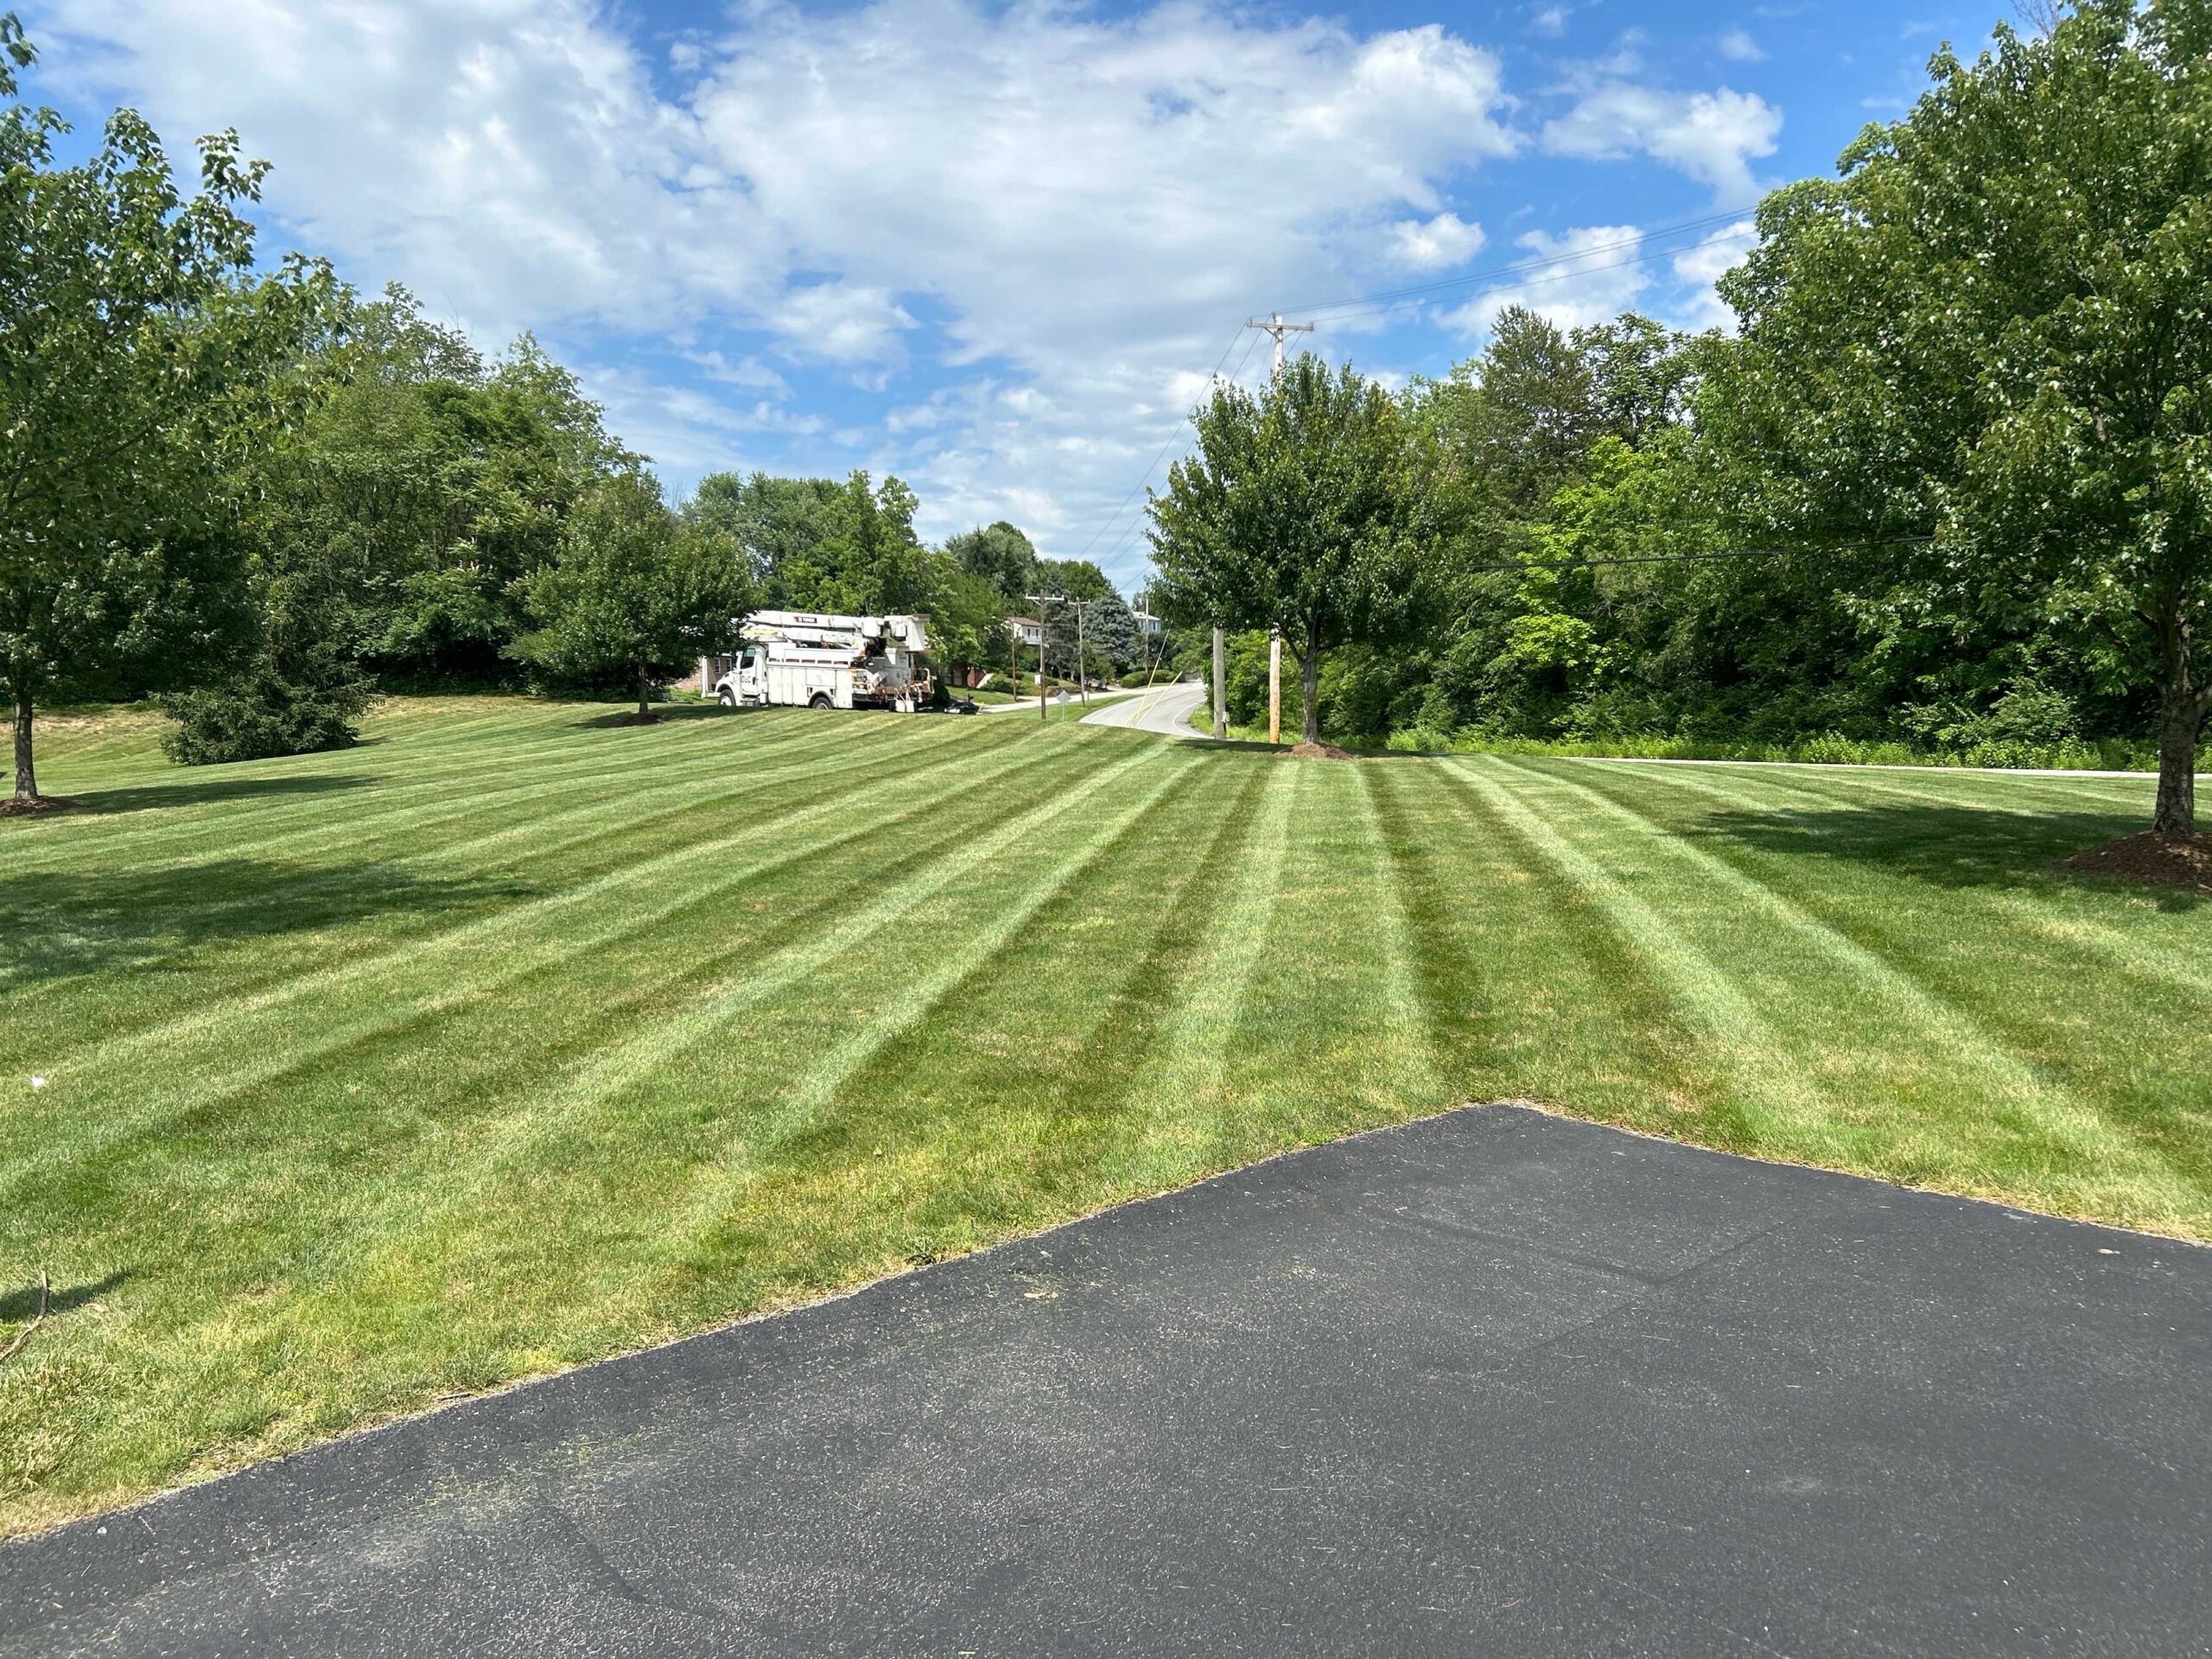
[1594,755,2158,810]
[2,718,1028,1079]
[1407,755,1722,1118]
[2,717,978,1008]
[0,735,1100,1201]
[9,705,607,865]
[1350,763,1442,1103]
[16,701,823,863]
[1492,757,2196,1220]
[4,712,904,878]
[103,747,1139,1373]
[298,742,1185,1303]
[998,759,1280,1187]
[1552,759,2212,1199]
[1103,757,1301,1186]
[663,748,1213,1243]
[1584,758,2212,1004]
[1448,757,1844,1141]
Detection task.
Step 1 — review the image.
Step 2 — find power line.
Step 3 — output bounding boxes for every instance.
[1063,322,1269,574]
[1062,206,1762,576]
[1064,325,1247,569]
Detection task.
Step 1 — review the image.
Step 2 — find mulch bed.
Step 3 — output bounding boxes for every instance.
[2059,830,2212,896]
[0,795,81,817]
[1279,741,1356,760]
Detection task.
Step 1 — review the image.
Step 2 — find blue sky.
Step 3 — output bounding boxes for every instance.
[31,0,2016,591]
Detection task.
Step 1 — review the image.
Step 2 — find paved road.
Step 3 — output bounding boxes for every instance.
[1079,678,1207,735]
[5,1106,2206,1656]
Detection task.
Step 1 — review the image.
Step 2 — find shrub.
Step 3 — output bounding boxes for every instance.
[162,654,373,765]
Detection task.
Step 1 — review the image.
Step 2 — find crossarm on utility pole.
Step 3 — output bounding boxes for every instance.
[1024,593,1065,721]
[1245,313,1316,375]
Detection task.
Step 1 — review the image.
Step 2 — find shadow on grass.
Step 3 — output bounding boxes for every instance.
[0,1268,133,1324]
[569,702,737,731]
[1679,802,2202,909]
[1165,735,1431,760]
[0,860,538,983]
[61,773,378,817]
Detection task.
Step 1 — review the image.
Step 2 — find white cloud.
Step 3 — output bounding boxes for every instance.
[39,0,771,347]
[679,1,1521,557]
[1541,81,1780,201]
[767,283,918,370]
[687,5,1517,372]
[39,0,1777,583]
[1444,225,1651,335]
[684,350,790,395]
[1668,219,1758,330]
[1530,5,1571,38]
[1388,212,1486,271]
[1718,27,1764,61]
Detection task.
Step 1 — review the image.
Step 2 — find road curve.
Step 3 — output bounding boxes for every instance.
[1080,679,1209,736]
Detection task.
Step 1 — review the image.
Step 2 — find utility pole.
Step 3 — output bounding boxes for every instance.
[1024,593,1064,721]
[1211,626,1226,739]
[1137,583,1159,690]
[1244,311,1315,375]
[1268,626,1282,746]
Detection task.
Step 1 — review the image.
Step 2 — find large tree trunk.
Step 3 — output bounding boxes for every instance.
[2152,607,2209,838]
[11,681,34,804]
[1301,617,1321,746]
[637,667,652,722]
[2152,683,2206,837]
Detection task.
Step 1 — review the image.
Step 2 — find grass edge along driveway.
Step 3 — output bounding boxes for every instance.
[1,696,2206,1538]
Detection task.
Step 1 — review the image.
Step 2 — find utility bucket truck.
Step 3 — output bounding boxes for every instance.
[706,611,932,712]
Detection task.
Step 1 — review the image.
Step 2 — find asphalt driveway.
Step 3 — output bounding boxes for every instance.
[3,1104,2206,1656]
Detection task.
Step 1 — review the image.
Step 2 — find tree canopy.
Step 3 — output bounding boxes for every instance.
[511,470,751,720]
[1150,354,1423,742]
[945,521,1039,607]
[1,16,329,803]
[1703,0,2212,831]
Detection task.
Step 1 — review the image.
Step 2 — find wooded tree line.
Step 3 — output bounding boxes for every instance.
[0,10,1137,798]
[1154,0,2212,834]
[10,2,2206,836]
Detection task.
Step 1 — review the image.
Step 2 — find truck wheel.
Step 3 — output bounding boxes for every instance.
[716,689,737,708]
[810,693,834,710]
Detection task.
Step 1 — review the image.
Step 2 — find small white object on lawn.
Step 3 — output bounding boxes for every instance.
[29,1076,44,1090]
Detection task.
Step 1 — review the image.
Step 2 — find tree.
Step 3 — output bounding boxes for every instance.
[691,469,926,615]
[944,521,1039,607]
[1150,353,1423,744]
[1079,588,1141,677]
[913,552,1008,686]
[1703,0,2212,835]
[159,556,374,766]
[1037,557,1114,604]
[250,289,628,692]
[0,16,327,804]
[510,471,750,721]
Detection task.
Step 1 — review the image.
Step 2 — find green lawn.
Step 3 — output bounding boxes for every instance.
[3,697,2207,1535]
